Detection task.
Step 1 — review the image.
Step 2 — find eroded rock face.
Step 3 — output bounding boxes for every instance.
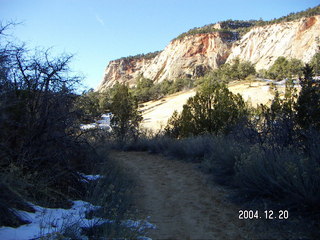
[97,32,235,90]
[143,32,235,83]
[97,16,320,91]
[227,16,320,70]
[97,57,154,91]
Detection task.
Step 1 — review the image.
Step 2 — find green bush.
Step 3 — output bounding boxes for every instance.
[165,81,248,137]
[220,58,256,81]
[310,52,320,76]
[133,77,156,102]
[267,57,303,80]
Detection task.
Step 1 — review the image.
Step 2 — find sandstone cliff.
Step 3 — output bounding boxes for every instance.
[97,32,235,91]
[226,16,320,70]
[98,57,154,90]
[143,32,236,83]
[97,15,320,91]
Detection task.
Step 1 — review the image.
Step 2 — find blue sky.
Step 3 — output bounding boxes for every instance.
[1,0,318,91]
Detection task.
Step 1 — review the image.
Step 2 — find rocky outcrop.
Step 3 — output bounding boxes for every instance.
[227,16,320,70]
[97,57,154,91]
[97,15,320,91]
[143,32,235,83]
[97,32,236,90]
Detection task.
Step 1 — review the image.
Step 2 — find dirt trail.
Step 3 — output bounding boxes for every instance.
[110,151,258,239]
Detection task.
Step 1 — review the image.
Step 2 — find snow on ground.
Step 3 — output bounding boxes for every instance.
[80,123,112,131]
[122,216,156,232]
[0,199,156,240]
[80,123,97,130]
[137,237,153,240]
[0,201,104,240]
[79,172,103,182]
[80,114,113,131]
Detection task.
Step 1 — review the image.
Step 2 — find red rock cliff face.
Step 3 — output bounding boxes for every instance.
[142,32,235,83]
[97,32,235,91]
[98,57,153,90]
[97,15,320,91]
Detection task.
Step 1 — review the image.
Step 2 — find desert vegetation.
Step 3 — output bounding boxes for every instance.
[2,6,320,237]
[174,5,320,40]
[0,23,147,239]
[120,63,320,236]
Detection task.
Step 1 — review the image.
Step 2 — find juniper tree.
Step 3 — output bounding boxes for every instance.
[110,83,142,143]
[296,64,320,129]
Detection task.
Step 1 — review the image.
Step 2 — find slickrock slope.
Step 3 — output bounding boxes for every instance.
[227,16,320,70]
[97,15,320,91]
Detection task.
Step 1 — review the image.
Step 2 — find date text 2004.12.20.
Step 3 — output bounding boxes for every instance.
[239,210,289,220]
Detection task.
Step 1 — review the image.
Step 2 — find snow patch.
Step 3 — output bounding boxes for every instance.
[80,123,97,130]
[0,201,156,240]
[0,201,104,240]
[79,173,103,182]
[122,217,156,232]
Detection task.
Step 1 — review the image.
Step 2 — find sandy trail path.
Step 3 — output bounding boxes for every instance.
[110,151,255,240]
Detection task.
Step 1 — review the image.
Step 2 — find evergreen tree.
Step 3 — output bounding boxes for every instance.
[165,81,248,137]
[268,57,289,80]
[75,89,101,123]
[268,57,303,80]
[310,52,320,76]
[215,58,256,82]
[110,84,142,143]
[296,64,320,129]
[134,77,155,102]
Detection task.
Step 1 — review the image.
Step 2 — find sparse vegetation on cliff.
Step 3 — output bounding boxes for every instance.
[174,5,320,41]
[259,4,320,26]
[173,20,256,41]
[117,50,162,61]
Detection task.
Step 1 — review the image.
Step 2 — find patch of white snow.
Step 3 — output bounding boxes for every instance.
[0,201,104,240]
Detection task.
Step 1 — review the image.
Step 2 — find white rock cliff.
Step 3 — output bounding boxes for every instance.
[97,16,320,91]
[226,16,320,70]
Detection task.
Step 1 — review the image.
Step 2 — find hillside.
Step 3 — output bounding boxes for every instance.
[97,6,320,91]
[140,79,286,131]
